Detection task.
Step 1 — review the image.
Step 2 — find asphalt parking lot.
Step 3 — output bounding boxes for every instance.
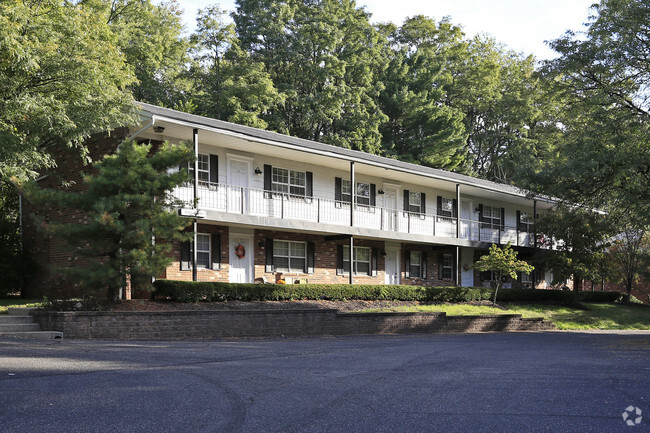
[1,332,648,432]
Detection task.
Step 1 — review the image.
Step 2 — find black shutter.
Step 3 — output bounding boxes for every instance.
[438,253,443,280]
[264,164,272,198]
[307,241,315,274]
[371,247,377,276]
[404,190,410,212]
[437,196,442,215]
[336,244,344,275]
[422,252,428,279]
[478,204,484,223]
[420,193,426,214]
[404,250,411,278]
[265,238,274,272]
[211,234,221,270]
[335,177,342,202]
[516,211,521,231]
[209,154,218,187]
[180,241,191,270]
[500,207,505,230]
[370,183,376,206]
[453,199,458,217]
[306,172,313,198]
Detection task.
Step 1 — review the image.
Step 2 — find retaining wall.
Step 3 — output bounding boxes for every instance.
[31,310,555,339]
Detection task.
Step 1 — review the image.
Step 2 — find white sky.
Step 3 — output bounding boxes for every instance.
[175,0,596,60]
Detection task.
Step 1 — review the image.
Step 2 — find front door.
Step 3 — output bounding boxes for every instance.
[229,235,253,283]
[460,248,474,287]
[228,159,249,213]
[383,187,398,231]
[385,248,400,285]
[460,200,473,240]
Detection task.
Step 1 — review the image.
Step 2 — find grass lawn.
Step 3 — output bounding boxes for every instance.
[360,303,650,330]
[0,298,41,314]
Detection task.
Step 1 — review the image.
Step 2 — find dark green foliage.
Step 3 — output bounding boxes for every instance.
[575,291,627,303]
[153,280,629,305]
[24,140,194,301]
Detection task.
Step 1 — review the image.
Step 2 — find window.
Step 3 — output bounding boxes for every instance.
[437,196,455,218]
[272,167,306,197]
[480,270,507,282]
[273,240,307,273]
[520,271,532,284]
[440,253,453,279]
[342,246,371,275]
[409,192,425,214]
[180,233,221,271]
[483,205,501,227]
[195,234,211,268]
[188,154,211,187]
[518,212,533,232]
[342,179,371,205]
[410,251,422,278]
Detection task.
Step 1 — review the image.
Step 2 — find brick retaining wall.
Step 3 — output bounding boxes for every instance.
[31,310,555,339]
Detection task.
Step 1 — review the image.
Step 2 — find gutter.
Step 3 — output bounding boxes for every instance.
[140,110,558,205]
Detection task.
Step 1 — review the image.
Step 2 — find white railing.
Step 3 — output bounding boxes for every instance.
[172,183,539,247]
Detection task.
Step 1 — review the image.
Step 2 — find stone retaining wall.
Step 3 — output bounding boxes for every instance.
[31,309,555,339]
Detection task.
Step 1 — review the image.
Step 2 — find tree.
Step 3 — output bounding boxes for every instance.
[188,4,281,128]
[377,16,467,170]
[472,243,534,305]
[96,0,193,109]
[525,0,650,225]
[233,0,388,153]
[607,227,650,302]
[0,179,34,296]
[534,206,610,291]
[0,0,137,182]
[23,140,194,301]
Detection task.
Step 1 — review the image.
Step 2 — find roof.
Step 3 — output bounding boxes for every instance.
[137,102,552,202]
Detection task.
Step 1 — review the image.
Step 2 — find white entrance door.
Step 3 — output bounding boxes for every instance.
[383,187,398,231]
[460,248,474,287]
[229,235,253,283]
[460,200,473,240]
[228,159,249,213]
[385,248,400,285]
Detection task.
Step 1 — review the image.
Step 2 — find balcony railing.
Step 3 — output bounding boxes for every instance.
[173,183,539,247]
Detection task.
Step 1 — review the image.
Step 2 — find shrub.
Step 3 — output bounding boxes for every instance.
[575,291,638,303]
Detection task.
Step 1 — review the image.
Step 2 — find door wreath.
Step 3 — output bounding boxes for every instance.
[234,243,246,258]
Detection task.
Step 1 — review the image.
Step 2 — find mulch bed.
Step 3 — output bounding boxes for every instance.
[108,299,420,313]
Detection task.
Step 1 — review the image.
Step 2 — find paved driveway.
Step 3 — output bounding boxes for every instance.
[1,332,648,432]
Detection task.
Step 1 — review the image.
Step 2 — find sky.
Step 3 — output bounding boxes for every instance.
[175,0,596,60]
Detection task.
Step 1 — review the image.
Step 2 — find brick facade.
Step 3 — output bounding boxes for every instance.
[23,129,129,299]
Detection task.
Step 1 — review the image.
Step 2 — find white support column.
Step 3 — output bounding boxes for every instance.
[192,128,199,282]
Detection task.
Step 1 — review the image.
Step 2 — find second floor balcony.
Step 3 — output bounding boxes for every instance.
[173,183,540,248]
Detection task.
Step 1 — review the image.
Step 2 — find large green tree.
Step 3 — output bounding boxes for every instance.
[0,0,137,182]
[188,4,281,128]
[233,0,387,153]
[377,16,467,170]
[23,140,193,301]
[526,0,650,224]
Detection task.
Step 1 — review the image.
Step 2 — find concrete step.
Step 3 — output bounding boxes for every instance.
[0,331,63,339]
[0,316,35,324]
[0,323,41,332]
[7,308,38,316]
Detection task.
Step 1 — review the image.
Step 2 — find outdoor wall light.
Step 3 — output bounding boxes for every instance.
[258,240,265,249]
[254,167,263,175]
[153,126,165,133]
[380,250,387,257]
[377,188,385,195]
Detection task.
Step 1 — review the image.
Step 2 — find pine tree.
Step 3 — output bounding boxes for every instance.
[23,140,194,301]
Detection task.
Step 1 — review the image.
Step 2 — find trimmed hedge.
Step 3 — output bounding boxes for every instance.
[152,280,631,305]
